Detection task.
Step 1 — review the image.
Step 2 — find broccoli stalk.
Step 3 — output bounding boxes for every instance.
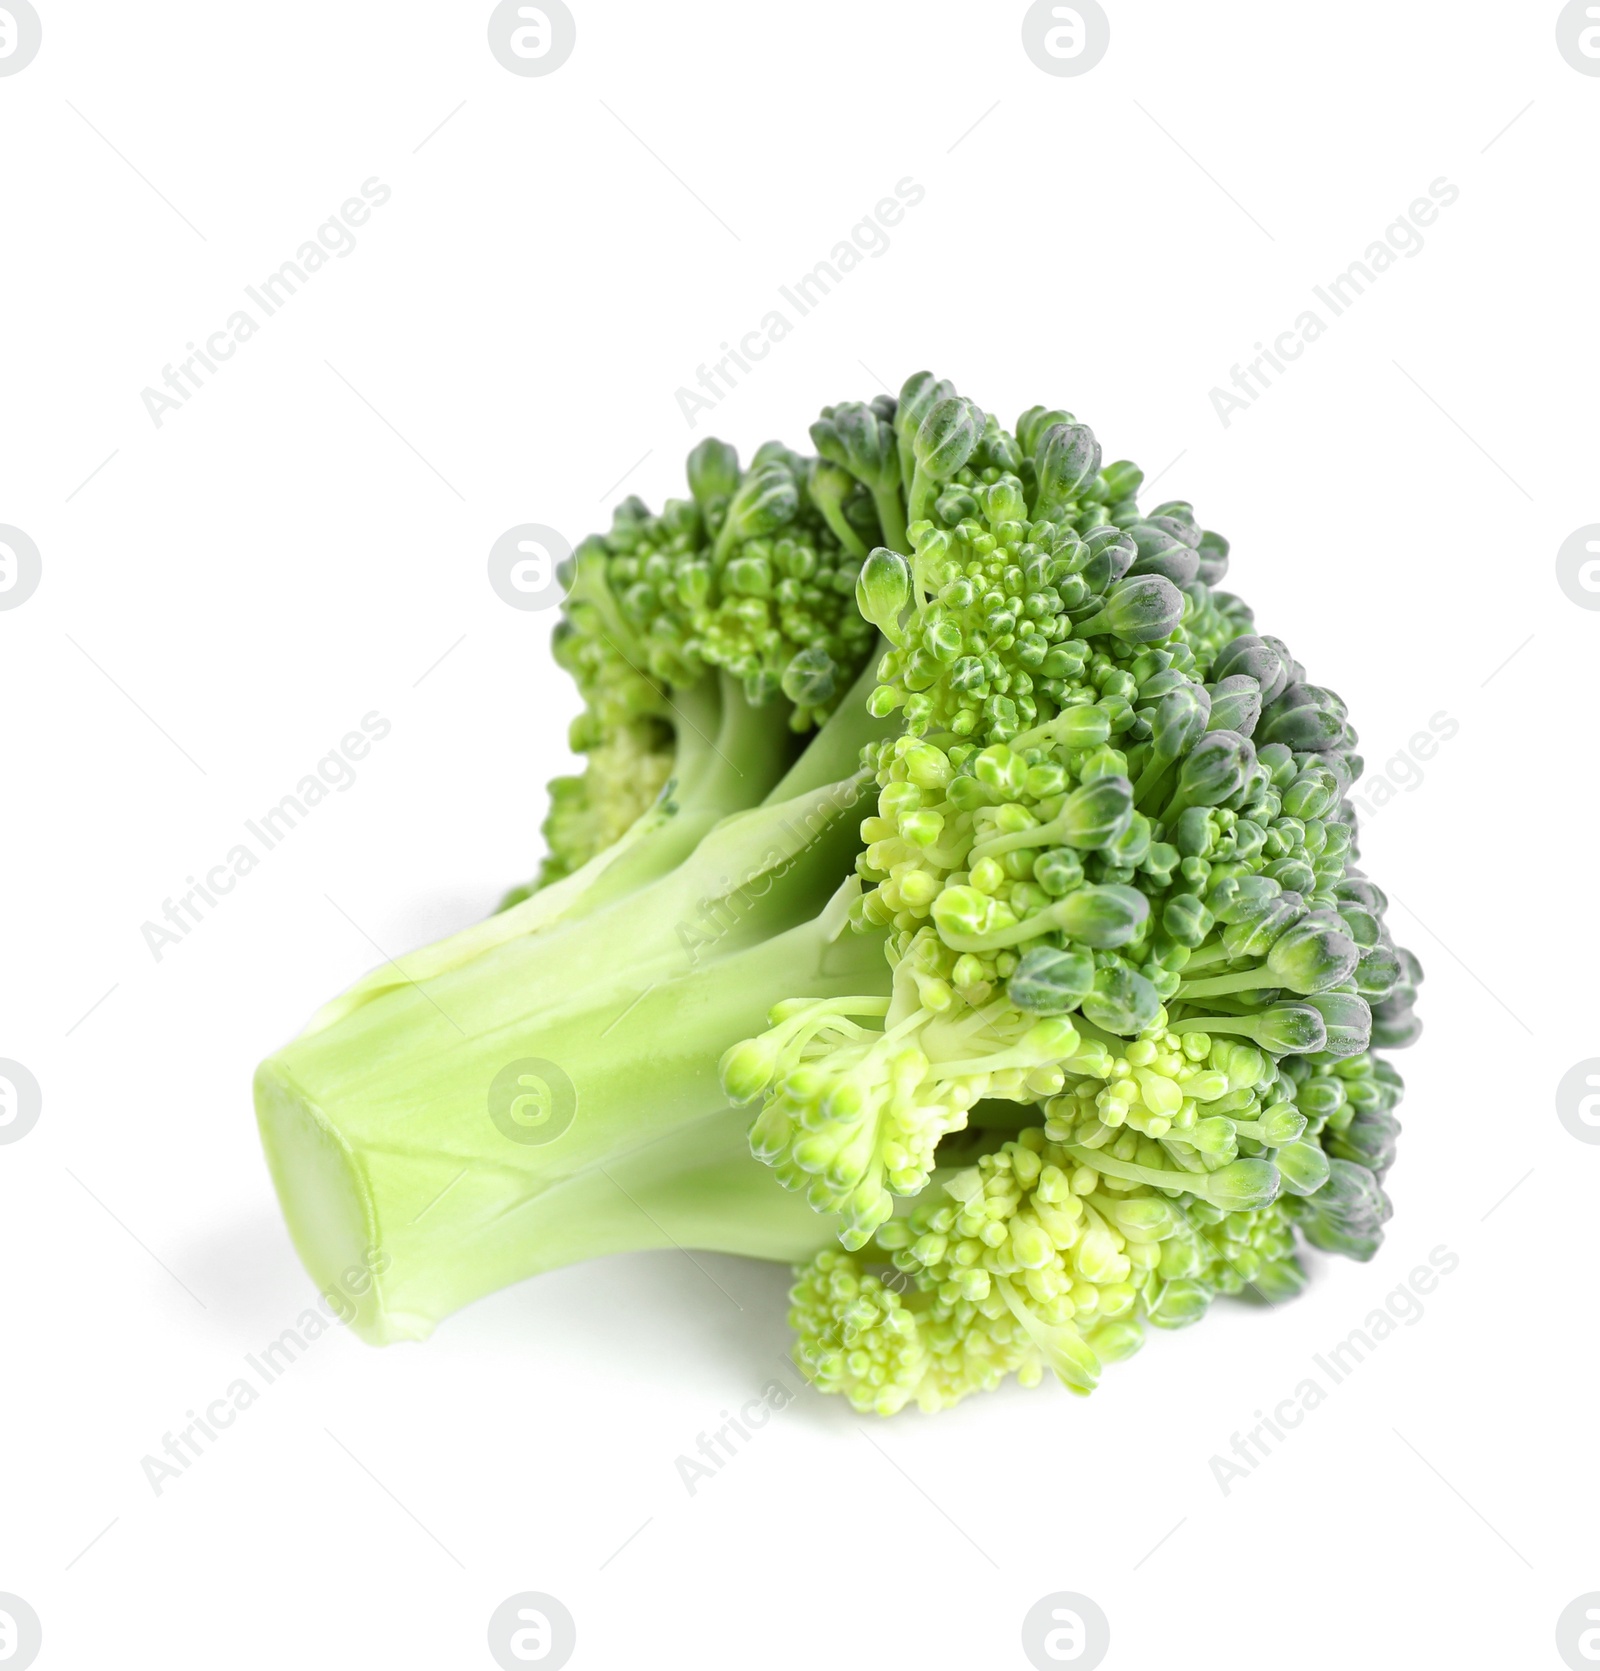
[256,765,889,1343]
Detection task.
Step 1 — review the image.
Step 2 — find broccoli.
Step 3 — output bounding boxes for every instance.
[254,372,1421,1413]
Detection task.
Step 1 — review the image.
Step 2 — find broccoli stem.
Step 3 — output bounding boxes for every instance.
[310,674,836,1032]
[255,772,891,1343]
[566,672,801,918]
[760,651,891,804]
[906,469,938,529]
[871,485,909,556]
[1176,967,1275,998]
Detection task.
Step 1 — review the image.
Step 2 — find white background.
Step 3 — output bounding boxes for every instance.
[3,3,1596,1667]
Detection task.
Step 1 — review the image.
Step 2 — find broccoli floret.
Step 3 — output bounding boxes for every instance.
[255,372,1422,1411]
[513,436,883,896]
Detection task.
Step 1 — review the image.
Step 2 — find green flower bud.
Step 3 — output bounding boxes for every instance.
[811,401,899,492]
[1048,704,1111,751]
[1125,521,1200,586]
[896,371,954,440]
[1354,941,1401,999]
[945,773,990,811]
[1337,906,1380,948]
[1016,405,1073,458]
[1154,683,1213,757]
[1257,683,1348,751]
[1205,1158,1281,1211]
[914,396,984,482]
[1204,674,1262,737]
[1098,458,1143,503]
[1211,635,1291,704]
[983,476,1028,525]
[1273,1139,1331,1196]
[674,560,713,610]
[686,436,740,515]
[1173,807,1217,858]
[1080,965,1161,1035]
[1185,1115,1237,1155]
[1292,1158,1389,1259]
[1089,521,1138,572]
[1101,1196,1180,1240]
[1296,1076,1346,1120]
[1162,893,1214,947]
[1166,730,1257,817]
[724,554,772,596]
[715,463,798,560]
[1007,946,1095,1013]
[1056,884,1150,948]
[781,646,838,707]
[1282,764,1338,819]
[1033,847,1084,895]
[1370,1006,1422,1049]
[1335,876,1389,915]
[1215,874,1279,921]
[856,546,910,639]
[743,666,782,706]
[1075,1320,1136,1366]
[1032,422,1102,520]
[1147,500,1201,545]
[1303,991,1372,1057]
[894,371,953,483]
[1104,811,1151,869]
[1058,774,1135,848]
[1252,1004,1329,1054]
[719,1033,781,1103]
[1173,1005,1327,1054]
[749,440,807,480]
[1196,529,1230,586]
[1254,1103,1307,1146]
[1325,1107,1401,1176]
[1147,1279,1211,1329]
[1221,891,1306,961]
[931,885,991,939]
[1158,1235,1204,1280]
[1076,576,1185,643]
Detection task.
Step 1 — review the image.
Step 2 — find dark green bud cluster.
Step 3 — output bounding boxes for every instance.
[593,444,878,723]
[532,432,895,885]
[704,372,1423,1410]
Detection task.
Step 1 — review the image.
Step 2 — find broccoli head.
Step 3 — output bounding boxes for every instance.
[254,372,1421,1416]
